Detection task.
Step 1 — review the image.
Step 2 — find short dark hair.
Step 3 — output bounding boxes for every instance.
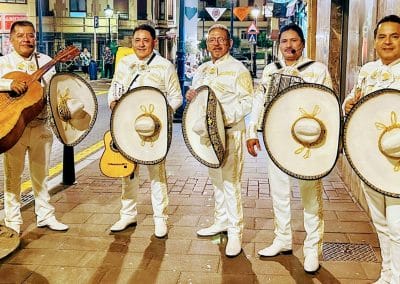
[132,24,156,40]
[10,20,35,35]
[278,23,305,45]
[374,15,400,38]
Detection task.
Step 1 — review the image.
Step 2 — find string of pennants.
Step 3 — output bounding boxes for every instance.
[204,1,297,22]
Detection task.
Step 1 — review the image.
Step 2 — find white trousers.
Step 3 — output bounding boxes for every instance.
[120,161,168,220]
[362,183,400,284]
[208,129,244,238]
[267,154,324,256]
[3,122,55,227]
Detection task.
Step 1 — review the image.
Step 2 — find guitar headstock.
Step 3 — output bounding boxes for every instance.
[55,46,80,63]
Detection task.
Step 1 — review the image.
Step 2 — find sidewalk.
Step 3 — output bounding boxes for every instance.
[0,123,381,283]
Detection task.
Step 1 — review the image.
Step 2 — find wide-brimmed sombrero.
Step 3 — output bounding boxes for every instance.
[262,83,341,180]
[49,72,98,146]
[344,88,400,198]
[0,225,20,259]
[182,85,226,168]
[111,86,173,165]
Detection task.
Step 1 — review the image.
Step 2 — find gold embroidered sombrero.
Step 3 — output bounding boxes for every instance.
[0,225,20,259]
[262,83,341,180]
[49,73,98,146]
[111,86,173,165]
[344,88,400,197]
[182,85,226,168]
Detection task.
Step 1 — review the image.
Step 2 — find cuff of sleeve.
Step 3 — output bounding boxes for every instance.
[0,79,13,91]
[246,123,258,140]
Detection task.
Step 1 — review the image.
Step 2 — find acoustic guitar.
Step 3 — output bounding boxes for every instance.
[100,131,136,178]
[0,46,80,154]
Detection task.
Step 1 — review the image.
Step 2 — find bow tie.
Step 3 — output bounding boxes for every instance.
[130,62,149,73]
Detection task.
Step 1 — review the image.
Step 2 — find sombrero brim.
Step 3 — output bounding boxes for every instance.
[263,83,341,180]
[344,88,400,198]
[49,72,98,146]
[0,225,20,259]
[182,86,226,168]
[111,86,172,165]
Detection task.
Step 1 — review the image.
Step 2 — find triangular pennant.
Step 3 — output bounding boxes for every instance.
[205,7,227,22]
[233,6,250,22]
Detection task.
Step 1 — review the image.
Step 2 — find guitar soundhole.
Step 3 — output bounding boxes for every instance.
[9,91,22,98]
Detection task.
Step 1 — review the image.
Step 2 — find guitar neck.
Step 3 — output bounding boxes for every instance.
[27,56,57,85]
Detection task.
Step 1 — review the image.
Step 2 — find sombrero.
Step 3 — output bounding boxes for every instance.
[0,225,20,259]
[49,72,98,146]
[111,86,173,165]
[344,88,400,198]
[263,83,341,180]
[182,85,226,168]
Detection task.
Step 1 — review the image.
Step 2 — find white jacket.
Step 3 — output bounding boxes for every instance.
[191,53,253,129]
[107,52,182,112]
[246,56,332,140]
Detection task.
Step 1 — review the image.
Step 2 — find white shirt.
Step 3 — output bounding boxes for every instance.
[191,53,254,129]
[0,51,56,120]
[107,52,182,112]
[343,58,400,112]
[246,56,333,139]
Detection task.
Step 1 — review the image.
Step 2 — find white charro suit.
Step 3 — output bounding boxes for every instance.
[108,52,182,225]
[343,58,400,284]
[191,53,253,239]
[247,56,333,258]
[0,51,56,229]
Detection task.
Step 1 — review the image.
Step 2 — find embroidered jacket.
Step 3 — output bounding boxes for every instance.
[343,58,400,111]
[191,53,253,129]
[246,56,332,140]
[107,53,182,112]
[0,51,56,121]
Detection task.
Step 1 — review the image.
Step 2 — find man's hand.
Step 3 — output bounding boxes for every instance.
[246,139,261,157]
[185,88,197,102]
[344,88,362,115]
[10,80,27,95]
[110,101,117,111]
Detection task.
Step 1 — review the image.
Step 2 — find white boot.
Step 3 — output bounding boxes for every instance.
[225,235,242,257]
[258,239,292,257]
[197,223,228,237]
[154,217,168,238]
[304,252,320,273]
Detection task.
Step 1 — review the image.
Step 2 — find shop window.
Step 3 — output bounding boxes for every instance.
[70,0,86,17]
[137,0,147,20]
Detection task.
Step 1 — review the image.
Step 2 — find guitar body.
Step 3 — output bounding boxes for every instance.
[100,131,136,178]
[0,71,44,153]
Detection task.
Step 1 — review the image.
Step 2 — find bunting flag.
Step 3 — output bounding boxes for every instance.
[233,7,250,22]
[205,7,227,22]
[264,3,274,17]
[184,0,198,43]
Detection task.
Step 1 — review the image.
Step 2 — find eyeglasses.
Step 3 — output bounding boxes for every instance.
[207,37,228,44]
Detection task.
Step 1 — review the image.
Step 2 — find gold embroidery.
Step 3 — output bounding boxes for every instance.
[237,71,253,93]
[135,104,162,147]
[375,111,400,171]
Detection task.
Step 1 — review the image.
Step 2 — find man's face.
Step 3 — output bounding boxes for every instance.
[279,29,304,61]
[132,30,156,60]
[374,21,400,65]
[206,28,232,61]
[10,25,36,58]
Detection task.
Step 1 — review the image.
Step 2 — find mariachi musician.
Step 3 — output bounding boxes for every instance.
[246,23,333,273]
[343,15,400,284]
[0,20,68,234]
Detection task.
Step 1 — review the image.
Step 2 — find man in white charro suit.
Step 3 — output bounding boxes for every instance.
[246,23,332,273]
[186,24,253,257]
[344,15,400,284]
[107,24,182,238]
